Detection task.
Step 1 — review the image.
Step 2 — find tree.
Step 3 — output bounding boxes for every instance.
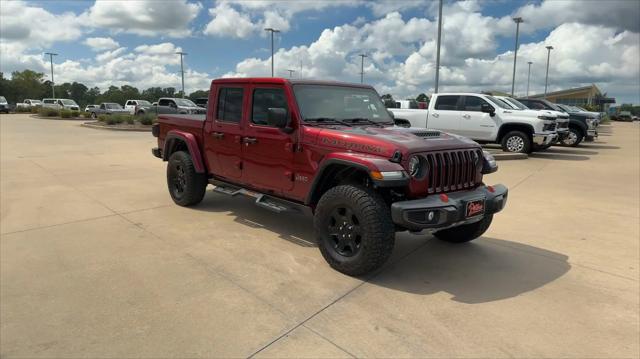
[188,90,209,101]
[6,70,48,103]
[380,93,396,108]
[416,93,429,103]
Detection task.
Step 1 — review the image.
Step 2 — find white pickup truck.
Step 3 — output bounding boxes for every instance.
[16,99,43,108]
[389,93,558,153]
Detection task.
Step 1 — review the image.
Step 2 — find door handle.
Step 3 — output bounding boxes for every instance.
[432,113,439,118]
[462,114,471,119]
[212,132,225,139]
[243,137,258,145]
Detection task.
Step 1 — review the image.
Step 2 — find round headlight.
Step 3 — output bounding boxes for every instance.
[408,156,421,177]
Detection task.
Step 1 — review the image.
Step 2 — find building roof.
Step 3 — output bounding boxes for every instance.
[529,84,601,99]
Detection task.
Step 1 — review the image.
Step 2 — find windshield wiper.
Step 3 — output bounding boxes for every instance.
[304,117,352,126]
[342,118,393,127]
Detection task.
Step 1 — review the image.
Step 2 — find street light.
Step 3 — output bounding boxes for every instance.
[510,17,524,96]
[358,54,367,83]
[544,46,554,98]
[176,51,187,98]
[44,52,58,98]
[434,0,443,93]
[287,69,296,78]
[264,28,280,77]
[526,61,533,97]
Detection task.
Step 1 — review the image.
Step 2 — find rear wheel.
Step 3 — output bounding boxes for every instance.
[434,214,493,243]
[314,185,395,276]
[561,127,583,147]
[167,151,207,206]
[501,131,531,153]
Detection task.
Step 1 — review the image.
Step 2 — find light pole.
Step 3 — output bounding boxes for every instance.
[264,28,280,77]
[287,69,296,78]
[544,46,553,98]
[176,51,187,98]
[510,17,523,96]
[526,61,533,97]
[434,0,443,93]
[44,52,58,98]
[358,54,367,83]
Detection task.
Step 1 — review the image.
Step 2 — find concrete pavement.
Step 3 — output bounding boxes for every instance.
[1,114,638,358]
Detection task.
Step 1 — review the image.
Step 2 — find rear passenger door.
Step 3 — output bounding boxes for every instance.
[204,86,246,180]
[459,95,496,140]
[428,95,462,133]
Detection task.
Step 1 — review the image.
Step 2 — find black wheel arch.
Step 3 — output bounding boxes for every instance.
[497,123,535,142]
[305,159,371,206]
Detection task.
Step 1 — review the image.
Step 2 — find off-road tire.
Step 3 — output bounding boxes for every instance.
[434,214,493,243]
[501,131,531,153]
[167,151,207,206]
[314,185,395,276]
[561,127,583,147]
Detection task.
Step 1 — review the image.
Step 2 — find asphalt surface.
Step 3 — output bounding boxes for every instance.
[1,114,638,358]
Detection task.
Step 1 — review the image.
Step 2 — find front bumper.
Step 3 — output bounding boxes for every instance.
[152,147,162,158]
[533,133,558,146]
[586,129,598,140]
[391,184,508,231]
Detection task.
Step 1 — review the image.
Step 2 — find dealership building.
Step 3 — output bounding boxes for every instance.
[528,84,616,111]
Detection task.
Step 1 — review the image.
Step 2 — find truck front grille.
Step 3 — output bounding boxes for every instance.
[557,122,568,129]
[543,123,557,131]
[421,149,482,193]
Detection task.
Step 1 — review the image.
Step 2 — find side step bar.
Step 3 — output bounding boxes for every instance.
[209,179,312,216]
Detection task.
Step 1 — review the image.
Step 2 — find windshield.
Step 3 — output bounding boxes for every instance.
[556,104,577,112]
[60,99,78,106]
[175,99,197,107]
[0,96,6,102]
[106,103,123,109]
[486,96,511,109]
[137,100,151,106]
[293,85,393,124]
[502,97,528,110]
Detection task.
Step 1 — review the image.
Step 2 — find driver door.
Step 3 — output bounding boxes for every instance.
[240,85,295,193]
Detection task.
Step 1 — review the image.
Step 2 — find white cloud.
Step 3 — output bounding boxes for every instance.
[86,0,201,37]
[203,3,257,38]
[84,37,120,51]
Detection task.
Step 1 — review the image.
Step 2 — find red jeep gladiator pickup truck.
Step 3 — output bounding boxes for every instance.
[152,78,508,276]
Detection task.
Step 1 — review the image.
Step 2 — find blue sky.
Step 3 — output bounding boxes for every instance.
[1,0,639,104]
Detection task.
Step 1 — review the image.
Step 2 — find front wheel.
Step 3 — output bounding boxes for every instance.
[167,151,207,206]
[314,185,395,276]
[501,131,531,153]
[434,214,493,243]
[561,127,583,147]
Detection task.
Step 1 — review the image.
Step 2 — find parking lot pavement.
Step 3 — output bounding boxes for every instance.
[1,114,638,358]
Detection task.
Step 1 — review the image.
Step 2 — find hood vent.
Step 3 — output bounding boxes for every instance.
[410,130,441,138]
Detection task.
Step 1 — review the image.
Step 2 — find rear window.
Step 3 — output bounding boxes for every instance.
[434,95,460,110]
[216,88,244,123]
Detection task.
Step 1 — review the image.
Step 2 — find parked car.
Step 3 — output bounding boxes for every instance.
[389,93,558,153]
[151,78,508,276]
[42,98,80,111]
[193,97,208,108]
[144,98,205,115]
[573,106,602,123]
[616,111,633,122]
[517,98,597,147]
[88,103,130,119]
[124,99,153,115]
[84,105,98,112]
[0,96,9,113]
[495,95,570,148]
[16,99,43,108]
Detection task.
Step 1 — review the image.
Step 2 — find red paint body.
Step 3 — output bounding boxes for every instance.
[156,78,483,205]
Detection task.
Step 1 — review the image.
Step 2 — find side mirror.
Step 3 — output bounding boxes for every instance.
[481,103,495,116]
[267,107,288,128]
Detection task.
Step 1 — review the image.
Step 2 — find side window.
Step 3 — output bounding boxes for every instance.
[126,101,132,106]
[216,87,244,123]
[463,96,489,111]
[158,99,170,106]
[251,88,288,125]
[100,104,105,109]
[526,101,544,110]
[434,95,460,111]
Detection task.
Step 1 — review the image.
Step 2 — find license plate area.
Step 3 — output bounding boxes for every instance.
[466,199,485,218]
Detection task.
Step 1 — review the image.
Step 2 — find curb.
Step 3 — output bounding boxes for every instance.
[491,152,528,161]
[30,114,86,121]
[81,121,151,132]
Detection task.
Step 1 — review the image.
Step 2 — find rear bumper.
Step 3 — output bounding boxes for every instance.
[533,133,558,145]
[152,147,162,158]
[390,184,508,231]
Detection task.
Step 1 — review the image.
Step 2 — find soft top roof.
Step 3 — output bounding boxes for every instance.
[211,77,374,90]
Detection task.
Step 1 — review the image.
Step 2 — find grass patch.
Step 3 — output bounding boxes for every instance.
[138,113,156,125]
[39,108,59,117]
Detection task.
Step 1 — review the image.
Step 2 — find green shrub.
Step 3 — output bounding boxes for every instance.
[71,110,80,117]
[16,106,31,113]
[30,106,40,114]
[97,114,108,122]
[138,113,156,125]
[60,109,72,118]
[125,117,134,125]
[39,107,59,117]
[80,111,91,118]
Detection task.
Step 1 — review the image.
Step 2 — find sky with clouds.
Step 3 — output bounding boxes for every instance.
[1,0,638,104]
